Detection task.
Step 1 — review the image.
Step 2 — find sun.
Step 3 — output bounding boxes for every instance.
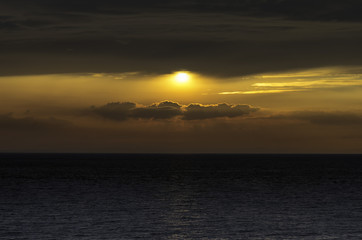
[174,72,190,84]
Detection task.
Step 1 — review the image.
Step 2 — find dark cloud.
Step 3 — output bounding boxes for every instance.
[90,101,258,121]
[183,103,258,120]
[4,1,362,22]
[157,101,182,109]
[90,101,182,120]
[90,102,136,121]
[1,1,362,77]
[3,37,362,78]
[190,0,362,22]
[132,101,182,119]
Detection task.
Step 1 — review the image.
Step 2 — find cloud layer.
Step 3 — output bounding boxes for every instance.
[2,1,362,77]
[89,101,259,121]
[3,104,362,153]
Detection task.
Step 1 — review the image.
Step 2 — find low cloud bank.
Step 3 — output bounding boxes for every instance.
[90,101,259,121]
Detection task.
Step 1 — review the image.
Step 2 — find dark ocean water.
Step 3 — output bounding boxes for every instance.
[1,154,362,239]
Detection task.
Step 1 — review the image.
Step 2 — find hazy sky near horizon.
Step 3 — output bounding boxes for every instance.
[2,0,362,153]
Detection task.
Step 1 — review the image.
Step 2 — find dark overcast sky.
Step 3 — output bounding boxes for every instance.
[2,0,362,77]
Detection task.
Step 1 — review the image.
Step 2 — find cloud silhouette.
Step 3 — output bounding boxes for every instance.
[132,101,182,119]
[90,101,258,121]
[90,102,136,121]
[183,103,259,120]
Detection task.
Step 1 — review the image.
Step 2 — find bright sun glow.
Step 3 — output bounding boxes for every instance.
[174,72,190,84]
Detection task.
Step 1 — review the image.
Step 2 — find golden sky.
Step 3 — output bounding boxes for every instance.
[2,67,362,153]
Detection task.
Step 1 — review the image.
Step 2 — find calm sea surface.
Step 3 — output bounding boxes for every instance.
[1,154,362,239]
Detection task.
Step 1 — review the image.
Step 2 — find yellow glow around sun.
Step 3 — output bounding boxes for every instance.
[174,72,190,84]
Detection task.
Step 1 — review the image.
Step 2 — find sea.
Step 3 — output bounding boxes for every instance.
[1,154,362,239]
